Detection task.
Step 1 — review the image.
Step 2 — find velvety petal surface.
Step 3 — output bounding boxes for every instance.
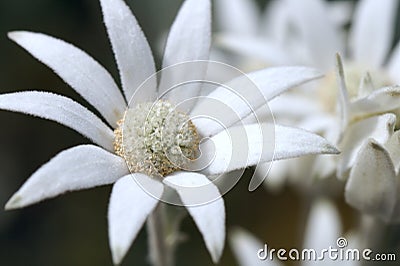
[164,172,225,263]
[158,0,211,107]
[338,114,395,179]
[100,0,156,102]
[8,31,126,127]
[0,91,115,151]
[191,67,322,137]
[197,123,339,176]
[350,0,398,67]
[5,145,128,210]
[345,139,397,222]
[108,174,163,265]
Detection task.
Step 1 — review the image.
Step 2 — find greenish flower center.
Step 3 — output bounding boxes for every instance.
[318,63,392,112]
[114,101,199,178]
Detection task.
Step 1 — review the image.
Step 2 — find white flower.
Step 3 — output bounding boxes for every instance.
[253,54,400,194]
[215,0,353,69]
[217,0,400,115]
[345,134,400,223]
[247,0,400,225]
[230,199,360,266]
[217,0,398,76]
[1,0,339,264]
[332,55,400,180]
[217,0,400,190]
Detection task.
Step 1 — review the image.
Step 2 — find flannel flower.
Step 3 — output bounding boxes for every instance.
[259,0,400,226]
[1,0,339,264]
[216,0,400,191]
[345,128,400,223]
[322,62,400,224]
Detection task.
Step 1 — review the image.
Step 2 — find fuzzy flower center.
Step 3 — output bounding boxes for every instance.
[113,101,199,178]
[318,63,392,112]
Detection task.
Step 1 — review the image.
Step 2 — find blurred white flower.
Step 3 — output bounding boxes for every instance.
[217,0,400,191]
[345,133,400,223]
[332,55,400,180]
[217,0,398,75]
[0,0,340,264]
[215,0,354,69]
[230,199,360,266]
[253,54,400,194]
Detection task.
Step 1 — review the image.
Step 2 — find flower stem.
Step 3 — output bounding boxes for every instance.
[147,203,172,266]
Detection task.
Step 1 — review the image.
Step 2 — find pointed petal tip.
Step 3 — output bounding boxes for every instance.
[335,53,344,74]
[310,68,324,78]
[208,239,224,264]
[208,224,225,264]
[7,31,20,40]
[7,31,31,42]
[324,144,341,155]
[211,252,222,264]
[166,173,225,263]
[111,246,123,266]
[368,138,383,149]
[5,194,23,210]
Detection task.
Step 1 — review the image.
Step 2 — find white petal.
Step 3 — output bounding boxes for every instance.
[297,113,337,136]
[5,145,128,210]
[215,34,290,65]
[238,103,274,126]
[273,125,340,160]
[262,0,289,39]
[357,72,375,97]
[262,1,309,66]
[8,31,126,127]
[230,228,282,266]
[338,114,395,179]
[385,130,400,174]
[215,0,259,35]
[350,0,398,67]
[285,0,342,70]
[162,0,211,67]
[0,91,114,151]
[191,67,323,137]
[108,174,163,265]
[158,0,211,106]
[197,123,339,176]
[269,94,323,120]
[163,172,225,263]
[100,0,156,102]
[345,139,397,222]
[303,199,341,260]
[243,67,323,102]
[351,86,400,118]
